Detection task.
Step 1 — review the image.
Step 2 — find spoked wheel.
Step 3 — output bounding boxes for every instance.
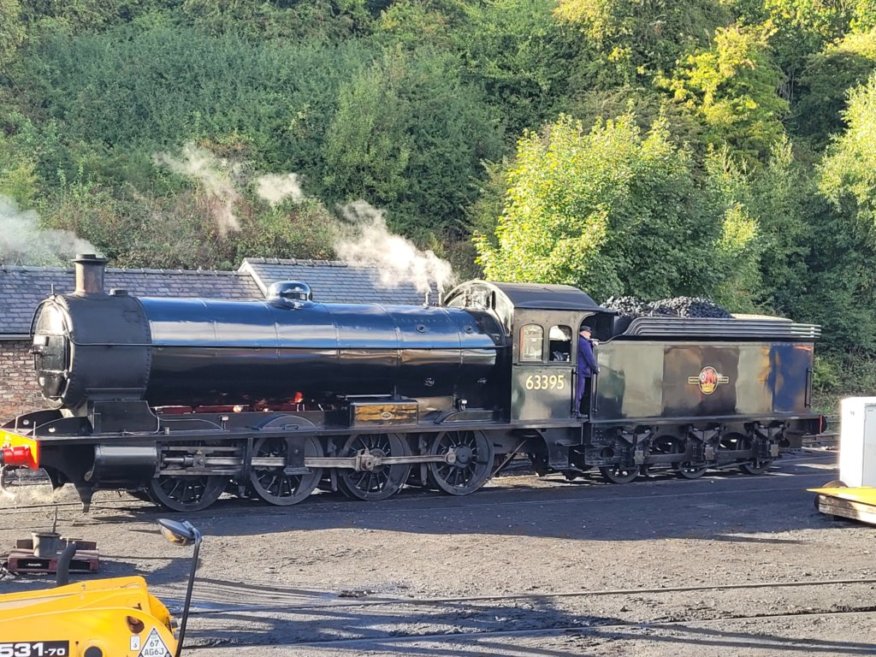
[338,433,412,501]
[249,436,323,506]
[599,464,639,484]
[148,475,226,512]
[676,462,707,480]
[428,430,495,496]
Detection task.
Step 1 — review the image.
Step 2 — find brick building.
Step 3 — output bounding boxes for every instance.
[0,258,432,420]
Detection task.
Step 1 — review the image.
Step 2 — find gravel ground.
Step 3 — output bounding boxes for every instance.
[2,450,875,656]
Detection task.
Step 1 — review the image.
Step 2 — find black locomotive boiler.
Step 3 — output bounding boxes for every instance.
[0,255,823,511]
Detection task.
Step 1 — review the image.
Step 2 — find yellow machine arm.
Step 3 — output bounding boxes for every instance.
[0,575,178,657]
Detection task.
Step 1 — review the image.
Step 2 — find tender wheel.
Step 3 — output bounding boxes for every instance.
[676,462,707,479]
[644,434,686,476]
[740,460,773,475]
[148,475,225,512]
[727,432,775,475]
[599,464,639,484]
[428,430,495,495]
[338,433,411,501]
[249,436,322,506]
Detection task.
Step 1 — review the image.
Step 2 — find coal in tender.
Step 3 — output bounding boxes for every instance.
[602,295,731,319]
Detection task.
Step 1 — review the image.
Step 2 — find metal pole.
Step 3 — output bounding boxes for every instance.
[175,523,201,657]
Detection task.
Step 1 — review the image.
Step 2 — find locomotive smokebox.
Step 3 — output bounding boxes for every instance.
[73,254,108,296]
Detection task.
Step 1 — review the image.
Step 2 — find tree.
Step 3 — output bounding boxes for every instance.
[555,0,730,85]
[322,48,503,241]
[0,0,23,70]
[820,73,876,238]
[474,114,720,301]
[795,28,876,147]
[451,0,587,135]
[179,0,373,41]
[664,24,789,163]
[701,149,764,311]
[799,73,876,353]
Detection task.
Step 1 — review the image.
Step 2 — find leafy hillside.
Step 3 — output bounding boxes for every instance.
[2,0,876,400]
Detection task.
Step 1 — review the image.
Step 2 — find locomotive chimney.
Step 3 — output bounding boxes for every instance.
[73,254,108,296]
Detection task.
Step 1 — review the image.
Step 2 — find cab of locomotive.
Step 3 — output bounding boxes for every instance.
[443,280,613,423]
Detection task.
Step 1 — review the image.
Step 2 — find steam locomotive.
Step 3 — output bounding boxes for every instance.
[0,255,823,511]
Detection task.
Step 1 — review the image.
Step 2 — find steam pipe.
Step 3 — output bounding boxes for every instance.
[55,541,77,586]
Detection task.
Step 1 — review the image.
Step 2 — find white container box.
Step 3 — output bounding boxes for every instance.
[839,397,876,487]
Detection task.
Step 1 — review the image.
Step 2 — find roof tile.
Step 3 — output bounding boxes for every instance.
[0,258,437,336]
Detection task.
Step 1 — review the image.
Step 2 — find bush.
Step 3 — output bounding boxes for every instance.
[322,48,503,241]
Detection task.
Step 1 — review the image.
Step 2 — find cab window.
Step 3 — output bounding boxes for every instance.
[548,325,572,362]
[519,324,543,362]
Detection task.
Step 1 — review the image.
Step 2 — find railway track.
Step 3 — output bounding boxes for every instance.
[192,609,876,653]
[2,449,863,656]
[180,576,876,652]
[0,450,837,518]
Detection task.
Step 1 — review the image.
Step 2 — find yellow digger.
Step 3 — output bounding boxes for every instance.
[0,519,202,657]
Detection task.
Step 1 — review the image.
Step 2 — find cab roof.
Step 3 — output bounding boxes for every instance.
[443,280,612,312]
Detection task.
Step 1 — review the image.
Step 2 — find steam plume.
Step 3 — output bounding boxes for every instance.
[256,173,305,207]
[0,195,100,266]
[154,143,241,236]
[335,201,455,297]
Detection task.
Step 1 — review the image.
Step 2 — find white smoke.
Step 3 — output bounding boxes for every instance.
[0,196,100,266]
[154,143,241,236]
[335,201,455,297]
[256,173,305,207]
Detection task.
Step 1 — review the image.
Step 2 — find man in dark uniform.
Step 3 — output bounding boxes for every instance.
[576,326,599,417]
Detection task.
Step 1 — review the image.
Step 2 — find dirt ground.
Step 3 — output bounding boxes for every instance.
[2,450,875,656]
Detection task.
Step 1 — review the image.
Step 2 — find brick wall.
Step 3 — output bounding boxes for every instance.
[0,340,45,420]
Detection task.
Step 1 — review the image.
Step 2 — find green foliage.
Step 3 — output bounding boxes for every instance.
[743,139,813,311]
[805,72,876,355]
[475,114,719,301]
[229,198,338,263]
[20,0,178,36]
[5,0,876,403]
[664,25,789,163]
[701,150,765,310]
[374,0,456,49]
[15,24,375,182]
[813,352,876,412]
[555,0,730,85]
[819,73,876,237]
[43,178,339,270]
[322,48,503,240]
[179,0,372,41]
[451,0,587,135]
[793,202,876,353]
[563,87,706,152]
[795,28,876,147]
[0,0,24,70]
[853,0,876,31]
[755,0,857,75]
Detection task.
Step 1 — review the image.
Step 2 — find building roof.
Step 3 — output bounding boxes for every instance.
[239,258,433,306]
[0,258,433,338]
